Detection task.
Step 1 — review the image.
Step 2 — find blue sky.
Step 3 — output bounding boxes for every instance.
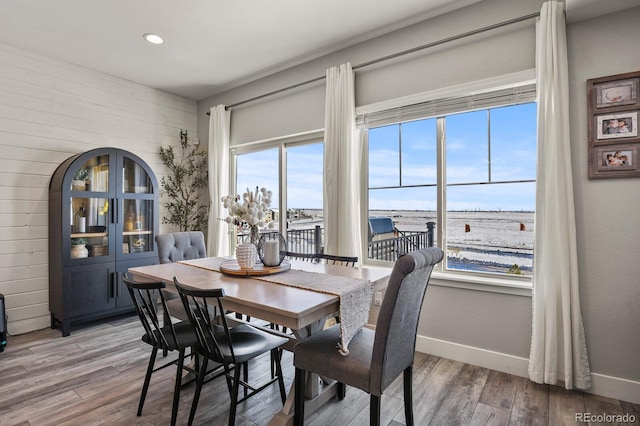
[237,102,536,212]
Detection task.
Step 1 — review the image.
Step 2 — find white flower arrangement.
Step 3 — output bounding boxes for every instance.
[222,186,275,231]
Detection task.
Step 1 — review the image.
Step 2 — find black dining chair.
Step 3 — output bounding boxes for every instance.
[174,277,289,426]
[284,251,318,262]
[123,275,201,426]
[316,253,358,267]
[293,247,444,426]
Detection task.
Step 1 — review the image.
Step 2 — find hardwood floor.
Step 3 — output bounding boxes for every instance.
[1,314,638,426]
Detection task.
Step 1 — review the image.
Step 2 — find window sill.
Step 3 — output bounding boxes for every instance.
[428,270,532,297]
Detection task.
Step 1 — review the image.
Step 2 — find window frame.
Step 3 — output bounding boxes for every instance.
[229,129,324,253]
[358,70,536,294]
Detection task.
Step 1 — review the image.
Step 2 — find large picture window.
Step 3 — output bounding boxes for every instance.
[367,101,536,277]
[233,134,324,252]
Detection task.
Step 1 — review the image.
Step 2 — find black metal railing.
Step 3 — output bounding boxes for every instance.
[238,225,323,254]
[368,221,435,261]
[238,222,435,262]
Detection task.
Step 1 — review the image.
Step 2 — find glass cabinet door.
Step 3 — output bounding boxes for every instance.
[70,196,110,258]
[69,153,112,260]
[123,157,152,194]
[120,155,155,255]
[121,199,154,254]
[70,154,110,193]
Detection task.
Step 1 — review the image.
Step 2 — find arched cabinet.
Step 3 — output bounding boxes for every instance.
[49,148,159,336]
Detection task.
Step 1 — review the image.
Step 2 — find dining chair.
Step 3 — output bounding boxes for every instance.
[285,251,318,262]
[174,277,289,426]
[156,231,207,321]
[293,247,444,426]
[316,253,358,267]
[123,275,201,426]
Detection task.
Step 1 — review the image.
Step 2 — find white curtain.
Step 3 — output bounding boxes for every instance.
[529,1,590,390]
[207,105,231,256]
[323,63,362,261]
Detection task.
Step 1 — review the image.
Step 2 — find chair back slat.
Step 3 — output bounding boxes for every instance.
[370,247,444,393]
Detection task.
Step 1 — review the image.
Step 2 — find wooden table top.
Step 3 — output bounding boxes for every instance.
[128,258,390,331]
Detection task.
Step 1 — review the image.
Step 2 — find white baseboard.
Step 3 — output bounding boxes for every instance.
[415,335,640,405]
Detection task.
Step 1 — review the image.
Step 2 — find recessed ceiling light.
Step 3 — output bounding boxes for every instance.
[143,33,164,45]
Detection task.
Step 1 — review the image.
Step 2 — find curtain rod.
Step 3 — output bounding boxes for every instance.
[206,11,540,115]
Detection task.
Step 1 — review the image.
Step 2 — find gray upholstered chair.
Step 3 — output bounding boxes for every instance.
[156,231,207,264]
[155,231,207,321]
[293,247,444,426]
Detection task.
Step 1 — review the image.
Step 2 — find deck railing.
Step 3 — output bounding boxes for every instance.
[238,222,434,262]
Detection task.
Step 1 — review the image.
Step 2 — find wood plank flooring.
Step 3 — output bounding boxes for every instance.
[1,314,638,426]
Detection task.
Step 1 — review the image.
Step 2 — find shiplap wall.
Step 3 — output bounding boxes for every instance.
[0,43,197,335]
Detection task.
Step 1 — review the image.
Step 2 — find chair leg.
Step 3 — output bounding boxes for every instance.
[294,368,305,426]
[243,361,249,397]
[170,349,186,426]
[403,365,414,426]
[337,382,346,400]
[229,365,242,426]
[138,346,158,416]
[272,349,286,405]
[370,394,381,426]
[188,358,208,426]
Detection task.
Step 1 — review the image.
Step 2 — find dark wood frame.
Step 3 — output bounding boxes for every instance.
[588,70,640,179]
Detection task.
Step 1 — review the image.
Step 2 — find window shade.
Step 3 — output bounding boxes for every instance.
[357,83,536,128]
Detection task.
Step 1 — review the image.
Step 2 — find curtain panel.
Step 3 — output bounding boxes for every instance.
[208,105,231,256]
[323,63,362,261]
[529,1,591,390]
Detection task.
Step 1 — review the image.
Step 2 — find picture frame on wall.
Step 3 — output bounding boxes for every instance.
[595,145,637,174]
[587,70,640,179]
[595,111,637,140]
[594,78,638,108]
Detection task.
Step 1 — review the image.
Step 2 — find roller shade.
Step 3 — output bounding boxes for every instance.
[357,82,536,128]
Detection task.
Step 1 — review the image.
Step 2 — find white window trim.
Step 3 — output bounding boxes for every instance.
[359,69,536,296]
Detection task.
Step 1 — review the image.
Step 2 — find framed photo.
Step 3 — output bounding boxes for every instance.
[587,70,640,179]
[596,111,637,140]
[593,145,638,178]
[596,146,636,170]
[595,78,638,108]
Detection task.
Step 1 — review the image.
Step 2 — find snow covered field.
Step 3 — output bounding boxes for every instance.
[290,209,534,275]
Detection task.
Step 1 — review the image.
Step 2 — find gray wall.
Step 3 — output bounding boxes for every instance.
[567,7,640,383]
[196,0,640,392]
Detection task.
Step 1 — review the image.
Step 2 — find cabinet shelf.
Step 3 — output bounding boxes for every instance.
[71,232,108,238]
[123,230,153,236]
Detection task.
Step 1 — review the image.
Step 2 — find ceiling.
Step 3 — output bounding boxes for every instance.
[0,0,637,101]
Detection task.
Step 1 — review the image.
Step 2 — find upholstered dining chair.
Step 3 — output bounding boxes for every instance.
[174,278,288,426]
[156,231,207,321]
[293,247,444,426]
[123,275,201,426]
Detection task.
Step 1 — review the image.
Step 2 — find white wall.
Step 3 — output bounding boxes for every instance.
[197,0,640,403]
[0,43,197,335]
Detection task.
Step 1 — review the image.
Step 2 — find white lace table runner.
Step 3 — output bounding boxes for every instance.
[178,257,373,355]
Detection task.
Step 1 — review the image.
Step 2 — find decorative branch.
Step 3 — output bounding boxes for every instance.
[158,129,209,232]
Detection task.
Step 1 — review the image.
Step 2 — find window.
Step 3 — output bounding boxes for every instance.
[232,133,324,252]
[366,97,536,277]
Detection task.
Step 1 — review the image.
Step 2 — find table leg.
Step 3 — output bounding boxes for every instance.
[268,319,338,425]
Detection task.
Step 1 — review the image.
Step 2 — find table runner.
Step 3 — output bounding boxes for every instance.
[177,257,373,355]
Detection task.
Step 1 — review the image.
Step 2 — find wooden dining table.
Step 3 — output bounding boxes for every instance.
[128,257,391,426]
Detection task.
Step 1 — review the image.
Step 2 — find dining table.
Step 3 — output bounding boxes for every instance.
[128,256,391,426]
